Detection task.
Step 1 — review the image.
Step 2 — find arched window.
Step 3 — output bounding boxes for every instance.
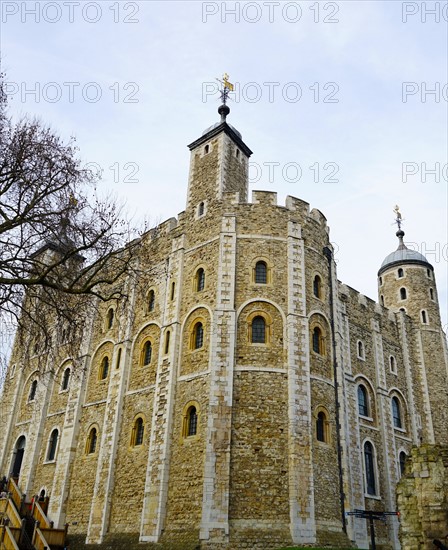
[132,417,144,446]
[399,451,407,476]
[430,288,434,300]
[198,202,205,216]
[312,327,324,355]
[379,276,383,286]
[187,406,198,436]
[364,441,376,495]
[421,310,427,324]
[86,427,98,455]
[400,287,407,300]
[255,261,267,284]
[316,411,328,442]
[47,429,59,461]
[148,290,155,312]
[398,268,404,278]
[12,436,26,478]
[29,380,37,401]
[61,368,70,391]
[204,144,209,154]
[99,357,109,380]
[193,322,204,349]
[142,341,152,365]
[389,356,397,374]
[380,295,384,306]
[357,340,365,359]
[358,385,369,417]
[164,331,171,354]
[107,308,114,329]
[392,396,402,428]
[196,268,205,291]
[313,275,322,298]
[170,282,175,301]
[116,348,122,369]
[251,316,266,344]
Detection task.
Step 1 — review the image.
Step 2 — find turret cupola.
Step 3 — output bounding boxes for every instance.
[377,207,439,326]
[185,75,252,216]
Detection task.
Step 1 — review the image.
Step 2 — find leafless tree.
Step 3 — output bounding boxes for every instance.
[0,74,143,388]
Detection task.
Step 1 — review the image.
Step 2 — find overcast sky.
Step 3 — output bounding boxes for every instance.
[2,1,448,328]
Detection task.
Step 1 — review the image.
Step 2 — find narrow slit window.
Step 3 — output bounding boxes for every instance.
[142,341,152,365]
[364,441,376,495]
[87,428,98,454]
[100,357,109,380]
[61,368,70,391]
[47,429,58,461]
[358,385,368,416]
[187,406,198,436]
[148,290,155,312]
[107,308,114,329]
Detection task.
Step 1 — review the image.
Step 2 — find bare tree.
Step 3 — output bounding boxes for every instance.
[0,74,143,387]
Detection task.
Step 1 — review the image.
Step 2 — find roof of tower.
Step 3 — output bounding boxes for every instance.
[378,229,433,275]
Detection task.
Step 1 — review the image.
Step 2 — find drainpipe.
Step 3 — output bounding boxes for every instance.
[323,246,346,533]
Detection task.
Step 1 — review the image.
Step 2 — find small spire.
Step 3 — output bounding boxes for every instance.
[216,73,234,122]
[393,205,406,248]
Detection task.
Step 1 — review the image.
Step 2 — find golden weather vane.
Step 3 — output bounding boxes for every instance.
[216,73,234,104]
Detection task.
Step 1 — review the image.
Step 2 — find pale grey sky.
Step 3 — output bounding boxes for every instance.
[2,0,447,326]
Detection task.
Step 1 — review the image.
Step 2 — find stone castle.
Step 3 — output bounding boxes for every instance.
[1,103,448,550]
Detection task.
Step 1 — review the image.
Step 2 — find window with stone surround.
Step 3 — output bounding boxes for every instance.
[398,268,404,278]
[46,429,59,462]
[147,289,155,312]
[363,441,377,495]
[392,396,403,429]
[313,274,322,299]
[195,268,205,291]
[191,321,204,349]
[389,355,397,374]
[252,258,271,285]
[399,451,407,476]
[131,417,145,447]
[99,356,109,380]
[400,287,407,300]
[421,310,428,324]
[198,201,205,217]
[141,340,152,365]
[430,288,434,301]
[357,340,365,360]
[61,368,70,391]
[255,261,267,284]
[251,316,266,343]
[357,384,369,417]
[182,402,200,439]
[29,380,37,401]
[164,330,171,354]
[187,406,197,436]
[315,408,330,443]
[312,327,324,355]
[86,427,98,455]
[106,307,114,330]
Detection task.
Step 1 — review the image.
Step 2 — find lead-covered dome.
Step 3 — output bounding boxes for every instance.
[378,230,433,275]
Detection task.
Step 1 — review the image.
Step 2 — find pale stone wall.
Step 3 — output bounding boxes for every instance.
[397,445,448,550]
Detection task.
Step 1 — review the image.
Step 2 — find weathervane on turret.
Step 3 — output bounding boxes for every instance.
[393,205,404,231]
[216,73,234,122]
[393,205,406,248]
